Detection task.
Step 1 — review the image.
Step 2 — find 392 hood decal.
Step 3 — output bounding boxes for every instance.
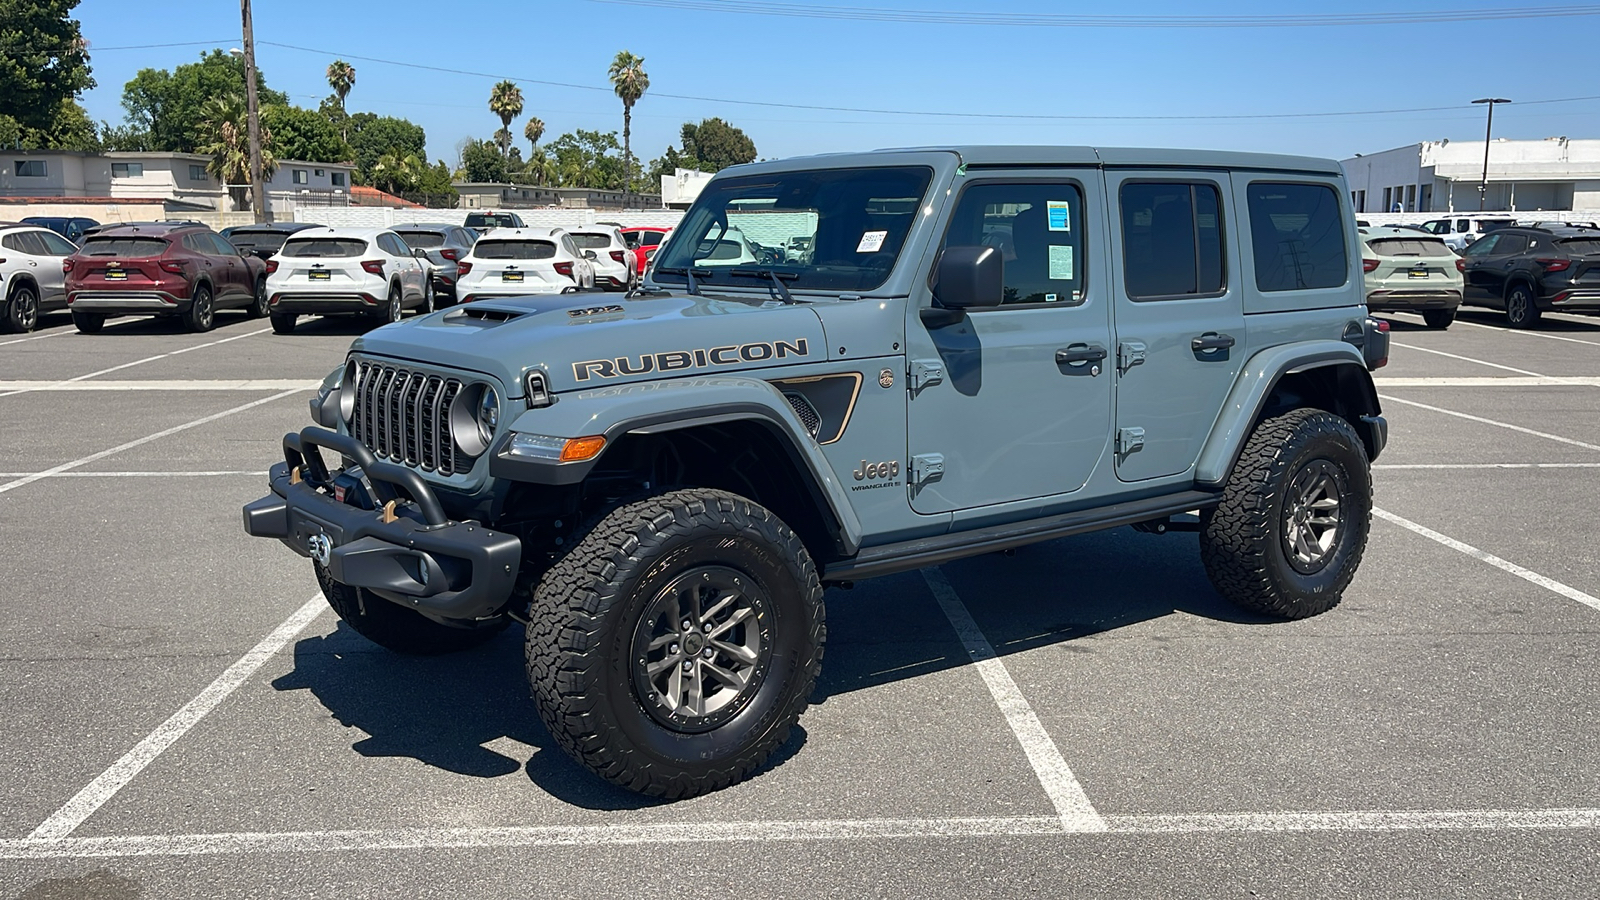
[573,338,810,381]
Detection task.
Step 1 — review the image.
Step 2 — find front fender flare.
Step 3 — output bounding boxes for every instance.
[489,374,864,554]
[1194,340,1380,487]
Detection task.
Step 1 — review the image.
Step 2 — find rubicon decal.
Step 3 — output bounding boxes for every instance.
[572,339,810,381]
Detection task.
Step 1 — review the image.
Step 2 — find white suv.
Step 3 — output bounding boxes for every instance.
[455,227,596,303]
[1,223,77,333]
[566,226,637,291]
[265,227,431,334]
[1420,216,1517,252]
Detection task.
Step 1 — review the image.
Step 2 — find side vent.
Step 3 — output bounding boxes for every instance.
[783,391,822,438]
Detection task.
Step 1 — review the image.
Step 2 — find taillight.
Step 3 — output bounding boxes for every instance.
[159,259,185,274]
[1455,258,1465,272]
[610,250,625,264]
[1362,258,1379,273]
[61,257,73,273]
[457,261,473,276]
[265,259,279,274]
[440,248,459,261]
[1535,258,1571,272]
[553,261,574,280]
[361,260,385,275]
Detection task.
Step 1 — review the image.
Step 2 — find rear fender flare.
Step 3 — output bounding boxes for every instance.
[489,374,863,554]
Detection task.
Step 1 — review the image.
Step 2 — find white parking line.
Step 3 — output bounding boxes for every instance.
[1376,463,1600,470]
[1389,341,1546,377]
[0,326,272,398]
[1379,395,1600,452]
[0,470,268,477]
[0,329,69,347]
[26,594,327,841]
[0,379,318,392]
[0,387,305,496]
[1374,508,1600,614]
[1383,311,1600,348]
[921,568,1105,832]
[1374,376,1600,387]
[4,807,1598,858]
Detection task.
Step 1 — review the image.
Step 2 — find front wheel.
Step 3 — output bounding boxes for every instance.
[184,284,215,332]
[1201,408,1372,619]
[1505,283,1541,329]
[2,285,39,333]
[1422,307,1456,329]
[526,489,825,798]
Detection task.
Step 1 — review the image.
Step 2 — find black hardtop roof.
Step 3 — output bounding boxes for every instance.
[727,145,1342,176]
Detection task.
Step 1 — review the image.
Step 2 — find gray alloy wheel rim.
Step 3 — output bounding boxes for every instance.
[1508,288,1531,323]
[388,286,401,322]
[630,566,772,733]
[195,289,213,328]
[1282,460,1343,574]
[254,279,267,314]
[13,288,38,331]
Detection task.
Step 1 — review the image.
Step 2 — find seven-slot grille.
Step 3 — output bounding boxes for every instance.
[349,360,466,475]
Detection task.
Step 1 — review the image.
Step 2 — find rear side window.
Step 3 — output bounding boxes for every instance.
[568,233,612,250]
[281,238,368,258]
[398,231,446,249]
[1120,182,1225,299]
[1367,238,1452,257]
[473,239,555,260]
[1494,234,1529,255]
[35,231,77,255]
[1247,183,1347,292]
[80,236,167,257]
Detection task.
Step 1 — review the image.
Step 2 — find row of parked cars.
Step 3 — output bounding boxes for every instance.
[0,215,674,335]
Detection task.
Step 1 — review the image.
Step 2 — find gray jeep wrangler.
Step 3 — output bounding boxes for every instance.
[244,146,1390,798]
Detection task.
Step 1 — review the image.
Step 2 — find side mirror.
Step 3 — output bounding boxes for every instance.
[932,245,1004,309]
[583,250,598,261]
[413,248,429,260]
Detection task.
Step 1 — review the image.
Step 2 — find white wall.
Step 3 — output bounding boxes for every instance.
[294,206,684,230]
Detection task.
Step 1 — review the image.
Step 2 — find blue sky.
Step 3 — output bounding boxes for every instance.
[72,0,1600,167]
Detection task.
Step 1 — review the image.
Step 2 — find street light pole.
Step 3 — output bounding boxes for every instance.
[240,0,269,223]
[1472,97,1510,212]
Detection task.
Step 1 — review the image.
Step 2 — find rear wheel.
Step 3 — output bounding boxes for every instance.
[71,311,105,334]
[184,284,215,332]
[1504,283,1541,328]
[2,284,39,333]
[418,279,434,314]
[317,563,504,655]
[246,276,269,318]
[1421,307,1456,329]
[270,312,297,334]
[373,282,402,324]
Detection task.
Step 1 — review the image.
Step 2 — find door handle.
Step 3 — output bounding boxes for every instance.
[1056,344,1107,376]
[1191,332,1236,352]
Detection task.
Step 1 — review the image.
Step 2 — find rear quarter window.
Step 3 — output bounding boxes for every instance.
[1247,183,1348,292]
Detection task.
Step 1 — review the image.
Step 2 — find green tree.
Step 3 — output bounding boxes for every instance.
[546,129,624,190]
[119,50,286,153]
[197,94,277,212]
[98,121,149,151]
[325,59,355,141]
[461,138,508,183]
[487,80,523,159]
[260,104,349,163]
[414,160,458,199]
[346,112,426,184]
[523,116,544,156]
[0,99,98,151]
[371,150,422,194]
[607,51,649,196]
[680,117,756,172]
[0,0,95,131]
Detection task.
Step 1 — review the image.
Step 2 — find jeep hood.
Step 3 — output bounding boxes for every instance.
[350,291,826,396]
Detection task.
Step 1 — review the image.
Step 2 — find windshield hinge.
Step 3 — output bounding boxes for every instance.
[909,359,944,393]
[910,453,945,486]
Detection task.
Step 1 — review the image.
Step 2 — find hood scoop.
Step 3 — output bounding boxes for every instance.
[441,304,534,326]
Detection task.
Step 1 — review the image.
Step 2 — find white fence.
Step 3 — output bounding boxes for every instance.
[1359,209,1600,227]
[293,206,684,230]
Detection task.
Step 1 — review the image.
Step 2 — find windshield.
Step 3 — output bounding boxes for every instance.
[467,213,519,227]
[397,231,446,249]
[654,166,934,292]
[281,238,368,258]
[474,239,555,260]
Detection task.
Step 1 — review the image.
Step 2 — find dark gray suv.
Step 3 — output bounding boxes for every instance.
[1460,225,1600,327]
[393,223,478,306]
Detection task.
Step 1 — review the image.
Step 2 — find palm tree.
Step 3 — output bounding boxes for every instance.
[372,150,423,195]
[523,117,545,157]
[326,60,356,141]
[198,95,277,212]
[488,80,524,160]
[608,51,649,198]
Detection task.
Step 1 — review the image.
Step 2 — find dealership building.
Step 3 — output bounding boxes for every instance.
[1341,137,1600,214]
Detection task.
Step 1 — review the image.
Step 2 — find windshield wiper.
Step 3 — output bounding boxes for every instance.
[728,268,800,304]
[653,266,702,296]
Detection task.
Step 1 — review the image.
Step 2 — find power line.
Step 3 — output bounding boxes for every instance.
[256,42,1600,123]
[3,39,233,52]
[582,0,1600,28]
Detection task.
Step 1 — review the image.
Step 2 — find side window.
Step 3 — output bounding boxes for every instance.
[1119,182,1225,299]
[1495,234,1528,256]
[941,181,1086,306]
[181,233,205,254]
[1246,182,1347,292]
[0,234,20,253]
[37,231,77,255]
[209,234,237,256]
[1461,234,1498,257]
[1456,219,1470,232]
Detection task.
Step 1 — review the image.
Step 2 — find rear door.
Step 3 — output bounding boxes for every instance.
[30,230,77,307]
[1106,172,1244,482]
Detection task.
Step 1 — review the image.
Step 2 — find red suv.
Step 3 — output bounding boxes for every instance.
[64,222,269,333]
[620,225,672,275]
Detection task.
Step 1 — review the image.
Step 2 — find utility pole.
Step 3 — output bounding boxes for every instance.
[240,0,270,223]
[1472,97,1510,212]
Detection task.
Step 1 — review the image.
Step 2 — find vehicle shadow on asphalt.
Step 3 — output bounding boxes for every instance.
[270,528,1261,808]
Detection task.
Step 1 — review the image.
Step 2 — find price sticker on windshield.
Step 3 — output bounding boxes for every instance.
[855,230,888,253]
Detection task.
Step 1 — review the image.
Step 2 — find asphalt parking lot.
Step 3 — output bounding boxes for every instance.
[2,306,1598,899]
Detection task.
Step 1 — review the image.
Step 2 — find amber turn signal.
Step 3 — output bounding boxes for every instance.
[559,435,607,462]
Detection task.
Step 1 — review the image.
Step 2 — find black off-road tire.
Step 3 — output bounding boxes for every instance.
[316,562,504,655]
[247,276,269,318]
[184,284,215,332]
[1422,307,1456,329]
[2,284,39,333]
[270,312,297,334]
[1504,282,1542,329]
[71,310,105,334]
[1200,408,1372,619]
[526,488,825,798]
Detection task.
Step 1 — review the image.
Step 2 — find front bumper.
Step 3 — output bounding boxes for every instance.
[242,427,520,621]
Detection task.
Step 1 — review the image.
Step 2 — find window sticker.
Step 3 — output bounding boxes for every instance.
[1045,293,1059,303]
[855,230,888,253]
[1048,244,1074,280]
[1047,200,1072,232]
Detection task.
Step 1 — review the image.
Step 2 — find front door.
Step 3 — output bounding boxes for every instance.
[1461,232,1524,306]
[1106,173,1246,482]
[906,174,1114,514]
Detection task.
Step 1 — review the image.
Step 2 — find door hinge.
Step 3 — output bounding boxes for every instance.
[909,453,945,485]
[909,358,944,393]
[1118,341,1147,374]
[1116,427,1145,455]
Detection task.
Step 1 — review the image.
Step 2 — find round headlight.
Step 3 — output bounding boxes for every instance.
[477,386,500,441]
[448,383,500,459]
[338,360,358,423]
